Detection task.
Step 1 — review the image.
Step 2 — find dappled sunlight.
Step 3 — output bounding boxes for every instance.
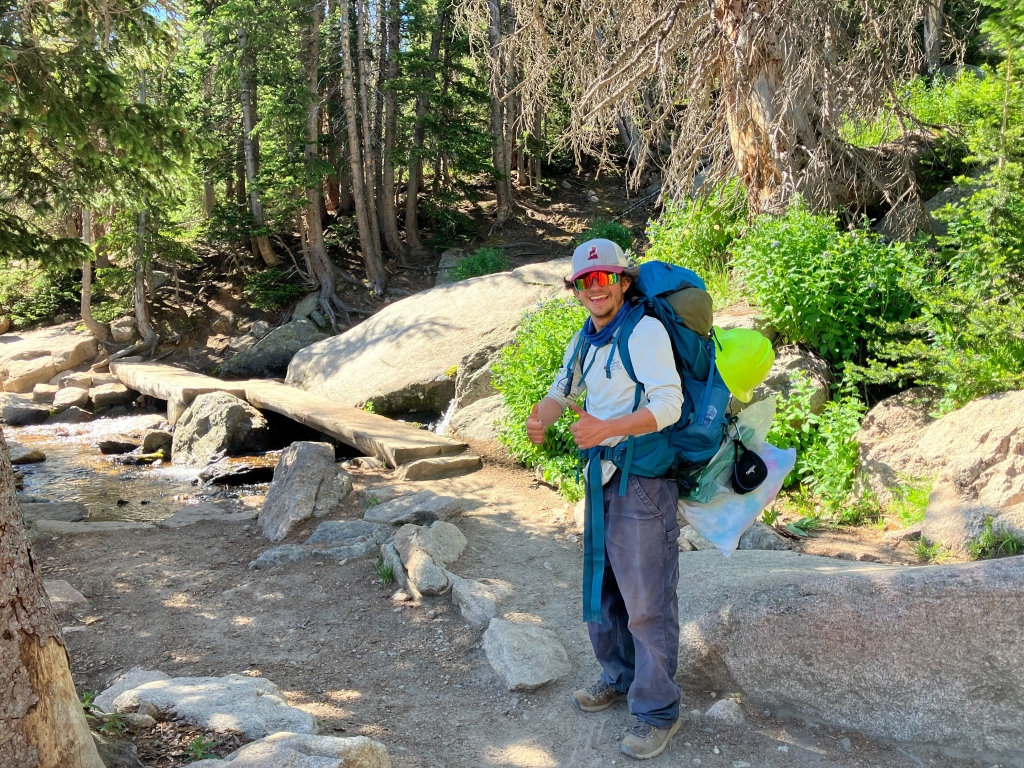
[232,616,255,627]
[485,741,558,767]
[163,593,200,609]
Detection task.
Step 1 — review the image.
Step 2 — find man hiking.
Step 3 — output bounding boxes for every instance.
[526,238,684,759]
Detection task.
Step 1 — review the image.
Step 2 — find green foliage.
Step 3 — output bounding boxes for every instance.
[732,199,922,364]
[968,517,1024,559]
[850,167,1024,410]
[887,478,933,527]
[785,515,823,538]
[92,266,135,323]
[914,538,949,562]
[0,263,79,328]
[493,298,588,500]
[81,691,127,737]
[242,268,306,311]
[451,247,509,281]
[573,218,635,252]
[420,197,478,248]
[187,736,219,762]
[375,560,395,585]
[761,506,781,527]
[643,181,746,305]
[767,374,867,512]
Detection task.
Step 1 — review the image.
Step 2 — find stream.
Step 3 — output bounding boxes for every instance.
[8,414,275,523]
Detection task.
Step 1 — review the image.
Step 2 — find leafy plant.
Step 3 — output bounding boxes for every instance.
[762,506,781,526]
[451,247,509,281]
[375,559,394,585]
[915,538,950,563]
[242,268,306,311]
[732,199,922,364]
[643,181,746,305]
[968,517,1024,559]
[0,263,80,328]
[363,494,381,509]
[421,196,477,248]
[187,736,219,762]
[573,218,635,252]
[850,166,1024,410]
[493,297,588,501]
[785,516,822,538]
[887,477,932,527]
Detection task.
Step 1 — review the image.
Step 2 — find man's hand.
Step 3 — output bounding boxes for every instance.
[526,404,547,445]
[569,403,609,449]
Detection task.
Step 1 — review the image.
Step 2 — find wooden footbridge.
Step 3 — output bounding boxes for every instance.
[109,361,471,469]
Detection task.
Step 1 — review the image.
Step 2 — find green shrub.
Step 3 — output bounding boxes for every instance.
[421,196,476,248]
[573,218,634,252]
[92,266,134,323]
[968,517,1024,559]
[643,181,746,306]
[493,297,588,501]
[732,199,922,364]
[0,263,79,328]
[849,166,1024,410]
[242,268,306,311]
[451,247,509,281]
[767,373,867,513]
[887,477,932,527]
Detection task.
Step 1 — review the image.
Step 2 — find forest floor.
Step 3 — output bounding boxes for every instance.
[29,437,980,768]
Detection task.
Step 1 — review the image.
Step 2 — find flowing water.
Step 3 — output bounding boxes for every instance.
[8,414,276,523]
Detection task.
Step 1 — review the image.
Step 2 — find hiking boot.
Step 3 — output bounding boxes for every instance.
[619,717,681,759]
[571,681,627,712]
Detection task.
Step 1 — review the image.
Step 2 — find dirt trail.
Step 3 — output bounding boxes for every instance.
[34,444,981,768]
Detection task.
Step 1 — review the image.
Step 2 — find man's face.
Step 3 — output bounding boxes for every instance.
[573,272,630,327]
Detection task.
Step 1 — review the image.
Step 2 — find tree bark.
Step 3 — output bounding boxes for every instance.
[405,7,444,253]
[356,0,383,257]
[924,0,944,75]
[80,209,111,343]
[238,27,280,267]
[0,432,105,768]
[379,0,407,260]
[133,210,158,355]
[487,0,513,223]
[340,0,387,292]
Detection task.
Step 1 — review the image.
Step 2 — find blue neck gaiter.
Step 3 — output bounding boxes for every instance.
[582,301,631,347]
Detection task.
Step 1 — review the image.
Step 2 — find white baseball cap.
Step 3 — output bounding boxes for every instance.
[570,238,630,281]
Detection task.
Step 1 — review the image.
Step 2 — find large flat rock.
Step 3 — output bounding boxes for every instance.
[112,674,315,740]
[110,361,247,406]
[245,381,467,468]
[285,267,563,410]
[0,325,97,392]
[21,502,88,523]
[676,550,1024,765]
[28,520,154,538]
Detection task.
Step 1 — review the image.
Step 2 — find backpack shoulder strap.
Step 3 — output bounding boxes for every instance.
[561,329,590,398]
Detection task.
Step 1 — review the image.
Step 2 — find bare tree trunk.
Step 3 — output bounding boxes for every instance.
[356,0,383,256]
[133,210,158,354]
[238,27,281,267]
[80,209,111,343]
[379,0,407,261]
[340,0,387,292]
[0,433,105,768]
[530,110,542,187]
[374,0,386,225]
[405,8,444,253]
[202,183,216,217]
[487,0,513,223]
[924,0,944,75]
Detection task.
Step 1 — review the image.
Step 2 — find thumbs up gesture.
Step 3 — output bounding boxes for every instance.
[569,403,607,450]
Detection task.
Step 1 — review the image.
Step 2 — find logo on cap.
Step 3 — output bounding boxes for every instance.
[588,246,599,260]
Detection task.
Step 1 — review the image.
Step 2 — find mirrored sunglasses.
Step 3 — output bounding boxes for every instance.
[573,271,620,291]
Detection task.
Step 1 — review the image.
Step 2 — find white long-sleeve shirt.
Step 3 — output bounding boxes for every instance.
[546,315,683,483]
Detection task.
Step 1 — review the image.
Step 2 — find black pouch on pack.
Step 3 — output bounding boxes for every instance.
[732,439,768,495]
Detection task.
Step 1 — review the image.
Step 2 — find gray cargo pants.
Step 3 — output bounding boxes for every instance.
[586,470,681,728]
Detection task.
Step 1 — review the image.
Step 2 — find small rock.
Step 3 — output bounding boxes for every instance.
[46,406,93,424]
[451,576,514,625]
[306,519,390,561]
[31,383,58,404]
[183,733,390,768]
[61,371,94,389]
[380,541,408,590]
[858,552,880,562]
[882,523,923,543]
[561,180,572,189]
[839,736,852,752]
[90,383,135,410]
[705,698,745,726]
[44,580,88,613]
[53,386,90,411]
[122,712,157,729]
[363,489,462,526]
[152,270,171,289]
[391,590,411,602]
[92,732,146,768]
[0,393,51,425]
[737,521,789,551]
[141,429,173,455]
[483,619,571,691]
[97,437,140,455]
[110,317,138,343]
[258,442,353,542]
[394,454,482,481]
[9,444,46,464]
[292,292,319,320]
[250,320,272,339]
[249,544,310,569]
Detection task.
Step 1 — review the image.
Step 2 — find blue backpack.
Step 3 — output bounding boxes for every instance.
[562,260,731,480]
